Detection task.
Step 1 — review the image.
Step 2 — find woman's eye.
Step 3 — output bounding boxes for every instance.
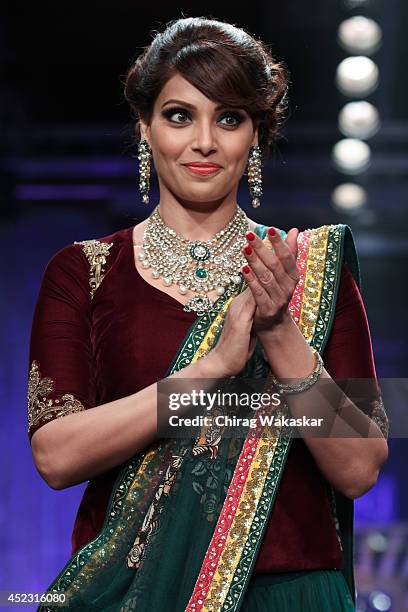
[219,113,243,127]
[171,111,190,123]
[163,109,191,123]
[162,108,244,127]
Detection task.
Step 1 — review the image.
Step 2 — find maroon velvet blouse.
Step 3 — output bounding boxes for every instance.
[28,224,379,573]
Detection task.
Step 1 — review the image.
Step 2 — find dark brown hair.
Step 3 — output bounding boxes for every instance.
[123,16,291,157]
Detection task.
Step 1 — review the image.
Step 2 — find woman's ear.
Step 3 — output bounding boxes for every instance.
[251,122,260,147]
[139,117,151,144]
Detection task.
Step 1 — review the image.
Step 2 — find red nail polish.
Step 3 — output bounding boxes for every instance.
[246,231,255,241]
[244,245,252,255]
[242,264,250,274]
[268,227,276,236]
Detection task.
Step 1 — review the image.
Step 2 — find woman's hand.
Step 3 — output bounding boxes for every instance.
[204,287,258,378]
[242,227,300,334]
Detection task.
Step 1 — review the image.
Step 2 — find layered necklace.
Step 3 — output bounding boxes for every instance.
[136,204,251,315]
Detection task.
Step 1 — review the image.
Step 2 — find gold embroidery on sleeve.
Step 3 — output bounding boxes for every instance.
[371,395,389,439]
[28,360,86,434]
[74,239,113,300]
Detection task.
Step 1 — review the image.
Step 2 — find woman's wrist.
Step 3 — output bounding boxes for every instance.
[256,309,318,380]
[256,308,295,344]
[192,352,232,380]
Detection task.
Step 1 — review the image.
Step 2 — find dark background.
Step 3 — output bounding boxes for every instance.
[1,1,407,608]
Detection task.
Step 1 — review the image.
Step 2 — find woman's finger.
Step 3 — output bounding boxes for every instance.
[285,227,299,260]
[242,263,279,312]
[230,285,257,320]
[243,242,287,302]
[245,230,287,286]
[267,227,299,280]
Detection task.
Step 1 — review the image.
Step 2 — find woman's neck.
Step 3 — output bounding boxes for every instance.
[155,200,256,242]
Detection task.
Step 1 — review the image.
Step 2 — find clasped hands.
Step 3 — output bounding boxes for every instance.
[207,226,301,378]
[241,227,300,335]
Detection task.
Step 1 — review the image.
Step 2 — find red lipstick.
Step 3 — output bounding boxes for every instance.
[182,162,222,176]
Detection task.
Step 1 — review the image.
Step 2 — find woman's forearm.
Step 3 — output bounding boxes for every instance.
[31,356,222,490]
[257,312,388,499]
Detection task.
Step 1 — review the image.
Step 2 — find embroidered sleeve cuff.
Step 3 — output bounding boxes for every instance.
[28,359,86,442]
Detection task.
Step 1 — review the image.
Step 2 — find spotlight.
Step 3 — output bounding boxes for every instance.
[336,56,379,97]
[331,183,367,214]
[338,16,382,55]
[338,101,380,139]
[368,591,392,611]
[332,138,371,174]
[366,531,388,553]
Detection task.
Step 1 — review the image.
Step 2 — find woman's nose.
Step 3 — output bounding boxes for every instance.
[191,121,217,154]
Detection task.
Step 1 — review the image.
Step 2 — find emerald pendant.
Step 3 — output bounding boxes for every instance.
[195,268,207,280]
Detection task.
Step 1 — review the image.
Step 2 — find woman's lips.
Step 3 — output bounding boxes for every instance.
[182,163,222,176]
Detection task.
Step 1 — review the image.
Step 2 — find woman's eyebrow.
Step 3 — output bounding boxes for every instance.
[160,98,239,111]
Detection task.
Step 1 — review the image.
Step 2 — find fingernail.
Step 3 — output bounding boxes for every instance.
[246,231,255,241]
[242,264,250,274]
[268,227,276,237]
[244,245,252,255]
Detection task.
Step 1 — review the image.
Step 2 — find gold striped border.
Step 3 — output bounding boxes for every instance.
[203,432,279,611]
[192,296,235,363]
[299,226,330,342]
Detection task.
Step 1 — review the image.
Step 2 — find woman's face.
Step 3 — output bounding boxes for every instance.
[140,72,258,204]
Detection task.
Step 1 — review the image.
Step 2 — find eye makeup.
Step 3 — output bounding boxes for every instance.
[160,106,246,127]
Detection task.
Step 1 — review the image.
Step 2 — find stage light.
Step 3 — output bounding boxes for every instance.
[366,531,388,553]
[338,16,382,55]
[331,183,367,214]
[332,138,371,174]
[338,101,380,139]
[368,591,392,611]
[336,56,379,97]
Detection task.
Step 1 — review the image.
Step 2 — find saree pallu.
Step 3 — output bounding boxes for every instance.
[38,223,359,612]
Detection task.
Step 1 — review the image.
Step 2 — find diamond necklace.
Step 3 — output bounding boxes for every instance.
[136,204,251,315]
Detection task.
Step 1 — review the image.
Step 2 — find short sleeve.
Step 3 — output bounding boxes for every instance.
[27,244,96,444]
[323,263,389,439]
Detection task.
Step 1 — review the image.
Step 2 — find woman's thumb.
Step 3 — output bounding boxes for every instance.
[242,287,257,312]
[248,333,257,358]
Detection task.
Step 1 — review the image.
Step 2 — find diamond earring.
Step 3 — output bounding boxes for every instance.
[138,138,151,204]
[247,145,263,208]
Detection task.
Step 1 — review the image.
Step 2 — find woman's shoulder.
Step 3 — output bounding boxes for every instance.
[72,226,127,265]
[73,224,131,252]
[45,225,130,262]
[41,225,133,299]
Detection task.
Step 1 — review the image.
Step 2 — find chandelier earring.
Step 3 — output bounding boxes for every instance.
[247,144,263,208]
[138,138,151,204]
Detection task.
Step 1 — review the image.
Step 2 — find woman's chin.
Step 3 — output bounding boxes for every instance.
[176,188,228,204]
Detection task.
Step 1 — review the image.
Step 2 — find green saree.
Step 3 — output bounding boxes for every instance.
[38,222,359,612]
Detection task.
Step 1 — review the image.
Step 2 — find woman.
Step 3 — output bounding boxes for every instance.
[28,16,388,612]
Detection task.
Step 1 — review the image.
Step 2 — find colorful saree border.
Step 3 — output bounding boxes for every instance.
[186,223,352,612]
